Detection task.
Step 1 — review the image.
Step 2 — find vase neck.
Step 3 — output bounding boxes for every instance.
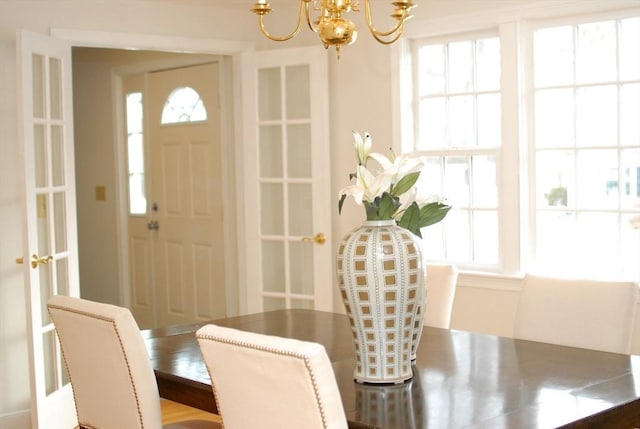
[362,219,396,227]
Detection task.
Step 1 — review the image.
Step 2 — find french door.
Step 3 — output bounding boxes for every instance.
[17,29,79,428]
[241,46,333,313]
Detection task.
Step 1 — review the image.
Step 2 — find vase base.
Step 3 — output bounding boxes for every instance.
[354,374,413,385]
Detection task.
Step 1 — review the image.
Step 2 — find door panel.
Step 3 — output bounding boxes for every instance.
[242,46,332,313]
[18,29,79,429]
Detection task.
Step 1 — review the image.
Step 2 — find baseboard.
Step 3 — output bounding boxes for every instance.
[0,409,31,429]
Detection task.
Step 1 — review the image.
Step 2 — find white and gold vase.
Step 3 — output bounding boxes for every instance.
[336,220,426,384]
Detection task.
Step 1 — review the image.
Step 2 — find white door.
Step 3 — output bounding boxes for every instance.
[147,63,226,327]
[241,46,333,313]
[17,30,80,428]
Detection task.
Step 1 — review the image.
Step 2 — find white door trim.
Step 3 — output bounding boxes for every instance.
[50,28,254,316]
[50,29,252,54]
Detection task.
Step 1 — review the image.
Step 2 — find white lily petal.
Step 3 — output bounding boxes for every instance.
[368,152,393,170]
[352,130,363,146]
[365,173,393,201]
[356,165,375,190]
[398,186,418,212]
[362,132,372,162]
[352,131,363,164]
[339,184,366,205]
[416,192,445,206]
[394,154,424,175]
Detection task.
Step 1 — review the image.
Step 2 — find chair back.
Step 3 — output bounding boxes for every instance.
[424,263,459,329]
[47,295,163,429]
[514,274,639,354]
[196,324,348,429]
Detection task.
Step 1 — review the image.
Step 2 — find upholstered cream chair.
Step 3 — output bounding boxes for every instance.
[423,263,459,329]
[514,274,639,354]
[196,324,348,429]
[47,295,220,429]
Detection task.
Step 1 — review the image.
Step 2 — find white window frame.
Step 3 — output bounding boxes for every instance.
[525,11,640,281]
[393,3,640,283]
[395,24,523,276]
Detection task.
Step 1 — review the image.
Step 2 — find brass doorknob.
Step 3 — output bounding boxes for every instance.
[16,254,54,269]
[301,233,326,245]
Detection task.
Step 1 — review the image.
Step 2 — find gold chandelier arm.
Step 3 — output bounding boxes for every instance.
[364,0,410,44]
[369,25,405,45]
[255,1,308,42]
[304,0,320,33]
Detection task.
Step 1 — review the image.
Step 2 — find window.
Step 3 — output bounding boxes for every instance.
[161,86,207,124]
[404,12,640,282]
[125,92,146,215]
[532,18,640,280]
[410,35,502,268]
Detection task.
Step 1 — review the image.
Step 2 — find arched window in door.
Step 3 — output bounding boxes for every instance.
[161,86,207,124]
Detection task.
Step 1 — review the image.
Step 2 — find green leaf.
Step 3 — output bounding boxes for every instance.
[418,203,451,227]
[391,171,420,197]
[397,202,420,228]
[397,202,422,237]
[364,200,380,220]
[377,193,399,220]
[338,194,347,215]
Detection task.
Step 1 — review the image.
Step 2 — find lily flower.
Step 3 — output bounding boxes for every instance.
[368,151,424,187]
[352,131,372,166]
[338,165,392,206]
[338,131,452,236]
[397,182,443,214]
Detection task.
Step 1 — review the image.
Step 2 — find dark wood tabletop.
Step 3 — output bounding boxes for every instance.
[142,309,640,429]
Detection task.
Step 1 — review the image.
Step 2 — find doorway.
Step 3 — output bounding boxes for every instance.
[71,48,237,327]
[129,62,226,328]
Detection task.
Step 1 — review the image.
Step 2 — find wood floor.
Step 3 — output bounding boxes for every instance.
[161,399,223,424]
[71,400,221,428]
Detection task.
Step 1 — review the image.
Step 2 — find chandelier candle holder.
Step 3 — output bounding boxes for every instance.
[251,0,416,58]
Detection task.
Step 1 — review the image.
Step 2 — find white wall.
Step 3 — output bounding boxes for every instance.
[1,1,639,427]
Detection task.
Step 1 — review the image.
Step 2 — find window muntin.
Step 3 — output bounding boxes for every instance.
[412,35,501,268]
[161,86,207,124]
[126,92,146,215]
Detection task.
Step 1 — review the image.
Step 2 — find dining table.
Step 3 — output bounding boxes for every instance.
[142,309,640,428]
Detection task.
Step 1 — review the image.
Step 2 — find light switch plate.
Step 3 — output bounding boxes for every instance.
[95,185,107,201]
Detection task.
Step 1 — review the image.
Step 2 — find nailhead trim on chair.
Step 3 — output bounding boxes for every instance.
[48,304,147,429]
[197,334,330,429]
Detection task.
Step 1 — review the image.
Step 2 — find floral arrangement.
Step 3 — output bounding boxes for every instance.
[338,131,451,238]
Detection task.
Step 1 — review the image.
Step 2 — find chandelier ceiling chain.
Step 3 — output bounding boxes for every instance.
[251,0,416,58]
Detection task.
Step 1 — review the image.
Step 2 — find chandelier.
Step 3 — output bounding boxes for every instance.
[251,0,416,58]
